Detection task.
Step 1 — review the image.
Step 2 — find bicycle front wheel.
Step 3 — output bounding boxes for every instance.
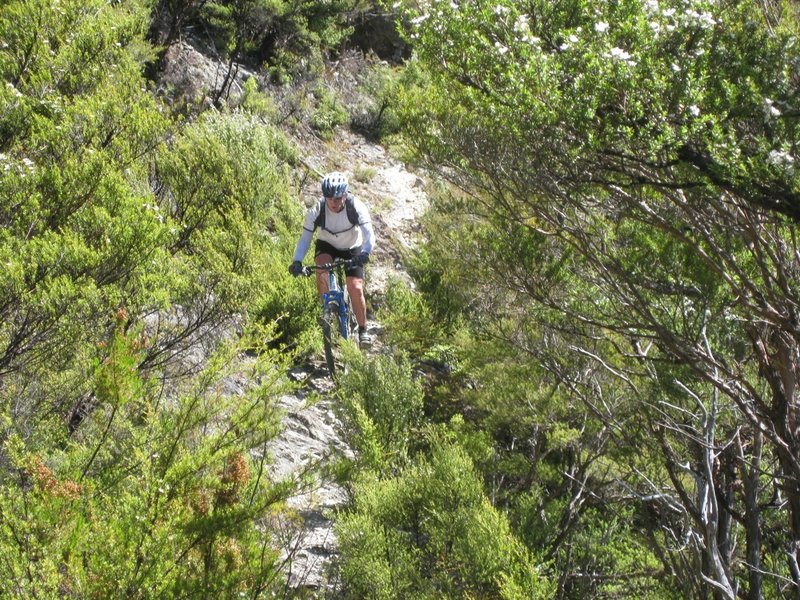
[321,307,338,376]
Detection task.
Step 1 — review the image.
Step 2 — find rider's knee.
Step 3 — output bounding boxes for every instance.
[347,277,364,294]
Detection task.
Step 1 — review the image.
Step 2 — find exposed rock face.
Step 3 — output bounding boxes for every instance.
[268,371,350,592]
[156,39,255,108]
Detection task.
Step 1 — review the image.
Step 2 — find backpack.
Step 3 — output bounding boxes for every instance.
[313,193,360,232]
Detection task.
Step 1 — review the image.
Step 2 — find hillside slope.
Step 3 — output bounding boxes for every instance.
[157,40,430,592]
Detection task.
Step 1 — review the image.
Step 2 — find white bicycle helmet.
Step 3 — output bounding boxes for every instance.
[321,172,348,197]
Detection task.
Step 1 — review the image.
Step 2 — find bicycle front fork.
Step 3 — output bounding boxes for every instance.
[322,290,348,338]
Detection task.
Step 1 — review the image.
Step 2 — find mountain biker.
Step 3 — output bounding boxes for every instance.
[289,171,376,346]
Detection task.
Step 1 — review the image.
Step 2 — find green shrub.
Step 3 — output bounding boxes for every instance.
[336,349,425,473]
[310,84,349,139]
[336,438,553,599]
[0,0,172,430]
[379,276,446,357]
[250,238,323,355]
[239,76,278,120]
[0,322,297,597]
[350,62,402,140]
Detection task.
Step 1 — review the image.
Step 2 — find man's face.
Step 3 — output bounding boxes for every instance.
[325,195,345,212]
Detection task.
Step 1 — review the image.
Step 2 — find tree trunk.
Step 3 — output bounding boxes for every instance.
[738,430,762,600]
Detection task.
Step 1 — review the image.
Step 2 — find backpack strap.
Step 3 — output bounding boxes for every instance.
[344,193,360,226]
[313,198,327,230]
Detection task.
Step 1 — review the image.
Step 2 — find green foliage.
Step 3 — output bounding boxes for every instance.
[378,276,446,357]
[310,83,349,138]
[332,346,553,597]
[0,2,317,595]
[180,0,362,81]
[384,0,800,595]
[154,111,312,350]
[0,0,173,421]
[251,235,323,354]
[239,75,278,120]
[336,438,553,599]
[336,349,425,473]
[160,112,307,347]
[0,323,296,597]
[350,60,426,140]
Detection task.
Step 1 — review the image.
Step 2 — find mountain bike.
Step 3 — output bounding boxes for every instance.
[302,258,360,376]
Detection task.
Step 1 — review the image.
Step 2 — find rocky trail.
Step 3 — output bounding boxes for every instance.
[267,130,430,593]
[157,39,430,595]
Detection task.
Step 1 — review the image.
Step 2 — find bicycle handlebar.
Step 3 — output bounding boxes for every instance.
[301,257,357,276]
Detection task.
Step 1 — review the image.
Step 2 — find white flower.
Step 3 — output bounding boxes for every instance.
[6,82,22,98]
[608,47,631,61]
[495,42,509,54]
[765,98,782,117]
[671,63,681,72]
[595,21,609,33]
[494,5,509,16]
[698,12,716,27]
[769,149,795,168]
[514,15,530,34]
[688,105,700,117]
[605,46,637,66]
[663,8,676,17]
[684,10,715,27]
[568,34,579,43]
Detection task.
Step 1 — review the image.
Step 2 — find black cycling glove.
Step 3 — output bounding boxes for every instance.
[288,261,303,276]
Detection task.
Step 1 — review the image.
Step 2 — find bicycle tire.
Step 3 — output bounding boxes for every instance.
[341,285,359,347]
[321,307,338,376]
[346,307,359,347]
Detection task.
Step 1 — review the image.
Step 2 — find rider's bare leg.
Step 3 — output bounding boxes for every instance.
[347,276,367,328]
[315,253,332,298]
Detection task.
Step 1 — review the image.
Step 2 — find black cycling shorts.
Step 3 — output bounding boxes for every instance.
[314,240,365,279]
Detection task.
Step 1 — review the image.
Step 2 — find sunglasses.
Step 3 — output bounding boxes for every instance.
[325,195,345,202]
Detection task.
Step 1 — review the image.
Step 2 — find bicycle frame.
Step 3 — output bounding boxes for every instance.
[302,258,360,376]
[321,264,351,339]
[307,259,354,340]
